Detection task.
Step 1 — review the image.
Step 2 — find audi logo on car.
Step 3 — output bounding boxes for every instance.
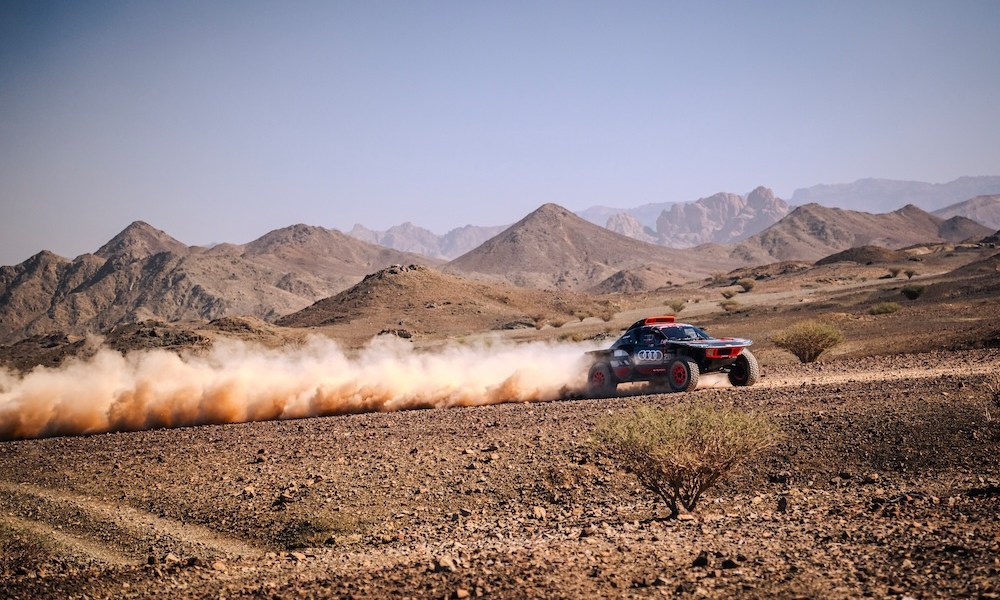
[635,349,663,362]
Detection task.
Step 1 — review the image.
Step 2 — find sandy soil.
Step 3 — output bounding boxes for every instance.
[2,349,998,599]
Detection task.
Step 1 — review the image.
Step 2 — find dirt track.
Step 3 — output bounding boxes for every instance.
[2,349,999,599]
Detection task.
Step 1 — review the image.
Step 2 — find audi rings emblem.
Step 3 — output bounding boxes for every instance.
[635,350,663,361]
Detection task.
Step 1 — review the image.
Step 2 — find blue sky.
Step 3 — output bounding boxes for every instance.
[1,0,998,264]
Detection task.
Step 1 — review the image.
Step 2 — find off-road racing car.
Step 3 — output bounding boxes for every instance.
[586,315,758,396]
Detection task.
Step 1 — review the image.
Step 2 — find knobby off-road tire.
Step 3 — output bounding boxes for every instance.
[728,349,760,387]
[587,363,617,398]
[668,357,700,392]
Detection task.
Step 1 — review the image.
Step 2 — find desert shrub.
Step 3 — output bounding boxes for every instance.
[900,284,925,300]
[719,299,740,312]
[710,272,729,285]
[720,289,736,299]
[888,267,902,277]
[593,404,777,518]
[666,299,687,313]
[868,302,901,315]
[737,278,756,293]
[771,319,843,363]
[904,269,917,279]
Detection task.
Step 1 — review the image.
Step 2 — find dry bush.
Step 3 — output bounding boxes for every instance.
[905,269,917,279]
[710,272,729,285]
[720,289,736,299]
[737,278,756,293]
[666,299,687,313]
[901,284,925,300]
[771,319,843,363]
[888,267,902,277]
[868,302,901,315]
[719,299,740,312]
[593,404,777,518]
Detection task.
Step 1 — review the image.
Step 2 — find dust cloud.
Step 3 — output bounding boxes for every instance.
[0,336,597,442]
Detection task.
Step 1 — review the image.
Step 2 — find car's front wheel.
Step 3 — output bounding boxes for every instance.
[587,363,617,397]
[728,349,760,387]
[668,358,700,392]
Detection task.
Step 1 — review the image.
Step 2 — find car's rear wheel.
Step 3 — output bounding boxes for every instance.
[587,363,617,397]
[728,350,760,387]
[668,358,700,392]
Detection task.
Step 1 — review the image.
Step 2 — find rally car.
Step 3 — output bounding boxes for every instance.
[586,315,759,396]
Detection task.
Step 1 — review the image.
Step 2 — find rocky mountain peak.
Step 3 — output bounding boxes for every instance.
[606,213,657,243]
[95,221,188,262]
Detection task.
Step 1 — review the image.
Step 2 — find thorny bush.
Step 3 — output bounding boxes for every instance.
[593,404,777,518]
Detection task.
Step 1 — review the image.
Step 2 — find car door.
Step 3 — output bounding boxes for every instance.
[632,327,668,378]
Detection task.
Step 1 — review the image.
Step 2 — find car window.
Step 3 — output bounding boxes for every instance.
[638,328,659,346]
[613,331,636,348]
[661,326,712,341]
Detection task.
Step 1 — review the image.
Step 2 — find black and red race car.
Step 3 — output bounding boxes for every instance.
[586,315,759,396]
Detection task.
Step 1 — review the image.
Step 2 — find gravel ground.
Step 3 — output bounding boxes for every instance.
[1,349,999,599]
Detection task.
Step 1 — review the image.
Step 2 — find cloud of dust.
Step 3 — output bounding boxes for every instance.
[0,336,598,442]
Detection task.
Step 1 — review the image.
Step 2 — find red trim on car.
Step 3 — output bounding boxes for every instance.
[643,315,676,325]
[705,347,741,359]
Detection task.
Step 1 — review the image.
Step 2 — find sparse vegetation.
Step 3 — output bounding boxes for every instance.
[666,299,687,313]
[900,284,925,300]
[888,267,902,277]
[710,272,729,285]
[737,278,756,293]
[719,299,740,312]
[868,302,901,315]
[593,404,777,518]
[720,290,736,299]
[904,269,917,279]
[771,319,843,363]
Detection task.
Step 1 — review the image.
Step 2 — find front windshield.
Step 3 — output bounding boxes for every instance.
[660,325,712,341]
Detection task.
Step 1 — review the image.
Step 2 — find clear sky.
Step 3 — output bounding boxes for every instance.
[1,0,998,265]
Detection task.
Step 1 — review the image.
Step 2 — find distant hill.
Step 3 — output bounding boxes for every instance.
[604,212,657,243]
[577,201,678,230]
[581,187,789,248]
[0,222,438,344]
[445,203,734,290]
[276,264,609,341]
[932,195,1000,230]
[732,204,991,264]
[654,186,790,247]
[347,222,507,259]
[789,176,1000,213]
[815,246,908,266]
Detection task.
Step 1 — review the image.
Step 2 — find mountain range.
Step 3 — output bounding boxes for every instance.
[347,222,507,260]
[731,203,992,264]
[2,183,998,345]
[353,177,1000,255]
[0,222,437,344]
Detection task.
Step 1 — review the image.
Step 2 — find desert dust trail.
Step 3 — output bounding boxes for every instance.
[0,337,594,441]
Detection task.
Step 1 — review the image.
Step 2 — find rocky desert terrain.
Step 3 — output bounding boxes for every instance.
[2,231,999,598]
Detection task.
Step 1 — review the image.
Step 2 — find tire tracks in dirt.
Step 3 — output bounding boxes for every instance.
[0,480,262,566]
